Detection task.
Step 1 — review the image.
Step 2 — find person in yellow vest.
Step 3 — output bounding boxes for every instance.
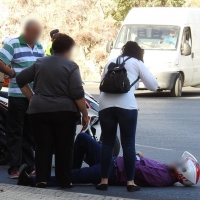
[45,29,59,56]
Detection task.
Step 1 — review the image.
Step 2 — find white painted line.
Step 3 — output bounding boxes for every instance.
[136,144,173,151]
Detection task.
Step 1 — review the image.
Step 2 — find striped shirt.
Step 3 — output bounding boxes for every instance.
[0,35,44,97]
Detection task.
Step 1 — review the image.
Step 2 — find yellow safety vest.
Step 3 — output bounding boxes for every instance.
[45,42,52,56]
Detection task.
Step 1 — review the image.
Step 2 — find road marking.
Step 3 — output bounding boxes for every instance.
[136,144,173,151]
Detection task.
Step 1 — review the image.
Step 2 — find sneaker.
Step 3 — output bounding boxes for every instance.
[10,171,19,179]
[17,164,31,186]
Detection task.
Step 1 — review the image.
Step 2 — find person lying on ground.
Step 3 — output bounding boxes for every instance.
[17,133,200,188]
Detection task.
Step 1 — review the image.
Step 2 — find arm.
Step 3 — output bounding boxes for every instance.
[16,64,35,100]
[75,98,88,130]
[137,61,158,91]
[0,61,15,78]
[0,42,15,78]
[20,85,33,100]
[69,64,88,130]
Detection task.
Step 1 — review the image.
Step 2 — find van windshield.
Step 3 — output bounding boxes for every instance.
[115,25,180,50]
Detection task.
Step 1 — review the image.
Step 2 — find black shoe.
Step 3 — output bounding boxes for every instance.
[127,185,140,192]
[36,183,46,188]
[61,183,73,189]
[96,184,108,191]
[17,164,31,186]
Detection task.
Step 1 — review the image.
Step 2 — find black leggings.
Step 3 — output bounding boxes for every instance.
[29,111,77,186]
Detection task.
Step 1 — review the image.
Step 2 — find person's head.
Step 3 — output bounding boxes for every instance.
[169,30,175,38]
[121,41,144,62]
[23,20,42,45]
[50,29,59,41]
[170,152,200,186]
[52,33,75,59]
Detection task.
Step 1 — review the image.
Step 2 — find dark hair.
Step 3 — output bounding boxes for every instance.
[121,41,144,62]
[50,29,59,38]
[170,30,175,34]
[52,33,75,54]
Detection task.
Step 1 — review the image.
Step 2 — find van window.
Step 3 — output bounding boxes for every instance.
[115,25,180,50]
[181,27,192,55]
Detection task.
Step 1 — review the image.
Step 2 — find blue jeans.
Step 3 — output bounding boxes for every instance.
[99,107,137,181]
[30,133,117,186]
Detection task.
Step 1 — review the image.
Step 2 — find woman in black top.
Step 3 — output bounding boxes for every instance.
[16,34,88,189]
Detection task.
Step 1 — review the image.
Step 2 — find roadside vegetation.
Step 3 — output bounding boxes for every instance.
[0,0,199,81]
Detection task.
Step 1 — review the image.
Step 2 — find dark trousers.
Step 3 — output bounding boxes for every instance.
[30,133,117,186]
[99,107,137,181]
[29,111,77,186]
[7,97,35,174]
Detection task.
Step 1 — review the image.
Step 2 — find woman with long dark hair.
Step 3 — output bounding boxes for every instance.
[97,41,158,192]
[16,34,88,189]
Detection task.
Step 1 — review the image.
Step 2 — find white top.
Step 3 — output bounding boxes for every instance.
[99,57,158,111]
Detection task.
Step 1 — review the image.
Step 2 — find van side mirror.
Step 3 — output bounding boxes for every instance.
[182,43,191,56]
[106,41,113,53]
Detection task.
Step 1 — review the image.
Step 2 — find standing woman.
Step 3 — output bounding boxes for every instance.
[97,41,158,192]
[16,34,88,188]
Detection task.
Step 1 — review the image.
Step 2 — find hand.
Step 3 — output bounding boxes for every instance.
[9,70,16,78]
[81,115,89,131]
[4,74,9,79]
[137,151,144,158]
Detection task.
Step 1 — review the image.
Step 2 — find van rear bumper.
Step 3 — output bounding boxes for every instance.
[139,71,179,90]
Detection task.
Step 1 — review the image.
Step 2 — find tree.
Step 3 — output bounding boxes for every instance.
[109,0,186,24]
[0,0,118,81]
[185,0,200,7]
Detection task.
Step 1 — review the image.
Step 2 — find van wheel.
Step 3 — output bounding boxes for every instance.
[170,74,183,97]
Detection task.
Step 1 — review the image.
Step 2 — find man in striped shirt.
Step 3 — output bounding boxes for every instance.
[0,20,44,178]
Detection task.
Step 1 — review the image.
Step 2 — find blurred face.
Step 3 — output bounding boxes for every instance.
[63,46,75,59]
[170,32,175,37]
[24,21,42,45]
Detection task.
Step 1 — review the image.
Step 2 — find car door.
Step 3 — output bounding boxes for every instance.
[191,27,200,85]
[180,27,194,86]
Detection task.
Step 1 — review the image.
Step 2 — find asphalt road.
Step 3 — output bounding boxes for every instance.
[1,85,200,200]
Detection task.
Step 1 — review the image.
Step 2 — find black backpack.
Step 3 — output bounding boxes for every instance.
[100,57,139,94]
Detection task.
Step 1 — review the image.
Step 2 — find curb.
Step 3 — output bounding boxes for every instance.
[0,183,134,200]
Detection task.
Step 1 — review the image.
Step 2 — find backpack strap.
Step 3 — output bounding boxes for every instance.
[123,56,132,62]
[116,56,131,65]
[116,57,120,65]
[130,76,140,87]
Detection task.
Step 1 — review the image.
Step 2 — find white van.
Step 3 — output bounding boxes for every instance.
[106,8,200,97]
